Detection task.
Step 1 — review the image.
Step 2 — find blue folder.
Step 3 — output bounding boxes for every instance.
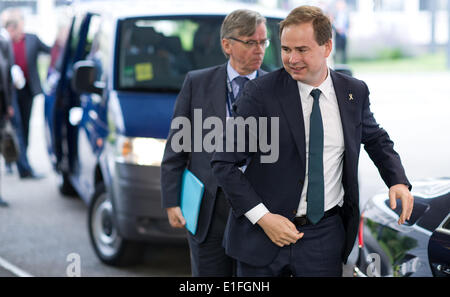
[180,169,205,235]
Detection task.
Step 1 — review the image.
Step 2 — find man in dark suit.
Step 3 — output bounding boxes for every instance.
[211,5,414,276]
[0,33,15,207]
[161,9,268,276]
[3,8,50,178]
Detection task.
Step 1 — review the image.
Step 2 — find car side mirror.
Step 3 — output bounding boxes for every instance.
[72,60,104,95]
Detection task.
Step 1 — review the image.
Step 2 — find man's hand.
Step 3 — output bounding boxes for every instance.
[389,184,414,225]
[257,213,304,247]
[166,206,186,228]
[7,106,14,118]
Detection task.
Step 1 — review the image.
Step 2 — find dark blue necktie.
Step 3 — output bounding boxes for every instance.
[232,76,249,103]
[306,88,324,224]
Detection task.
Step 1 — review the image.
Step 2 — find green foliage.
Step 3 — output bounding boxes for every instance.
[376,48,406,60]
[348,50,447,73]
[366,219,418,268]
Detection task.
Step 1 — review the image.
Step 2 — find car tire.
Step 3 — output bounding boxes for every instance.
[88,183,143,266]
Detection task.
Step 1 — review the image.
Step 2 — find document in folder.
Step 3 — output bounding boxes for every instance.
[180,169,204,235]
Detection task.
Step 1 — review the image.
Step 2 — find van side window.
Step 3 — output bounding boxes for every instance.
[117,16,281,93]
[87,18,112,84]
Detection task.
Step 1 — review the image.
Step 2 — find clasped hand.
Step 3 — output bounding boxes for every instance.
[257,213,304,247]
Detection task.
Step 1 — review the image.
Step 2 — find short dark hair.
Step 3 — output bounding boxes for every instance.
[279,5,332,46]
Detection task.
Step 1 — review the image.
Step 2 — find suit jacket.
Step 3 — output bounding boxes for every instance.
[211,68,411,266]
[0,35,13,119]
[23,33,50,97]
[161,63,266,243]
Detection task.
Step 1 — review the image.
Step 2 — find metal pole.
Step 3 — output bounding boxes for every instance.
[430,0,437,54]
[447,0,450,69]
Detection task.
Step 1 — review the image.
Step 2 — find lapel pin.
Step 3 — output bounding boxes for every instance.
[349,93,354,101]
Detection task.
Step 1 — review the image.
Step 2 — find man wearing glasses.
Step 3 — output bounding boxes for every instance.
[161,9,269,276]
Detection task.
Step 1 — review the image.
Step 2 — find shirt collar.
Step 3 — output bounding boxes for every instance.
[227,60,257,82]
[297,68,333,101]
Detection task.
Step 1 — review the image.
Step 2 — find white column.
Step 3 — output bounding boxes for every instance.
[37,0,56,45]
[357,0,374,14]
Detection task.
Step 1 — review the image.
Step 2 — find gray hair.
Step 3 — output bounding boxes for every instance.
[1,8,24,29]
[220,9,266,58]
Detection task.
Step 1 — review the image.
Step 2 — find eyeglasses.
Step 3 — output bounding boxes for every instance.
[228,37,270,49]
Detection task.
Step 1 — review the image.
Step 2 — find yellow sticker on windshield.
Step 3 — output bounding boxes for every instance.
[135,63,153,81]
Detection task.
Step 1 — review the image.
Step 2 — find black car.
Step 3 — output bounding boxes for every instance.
[428,213,450,276]
[352,177,450,277]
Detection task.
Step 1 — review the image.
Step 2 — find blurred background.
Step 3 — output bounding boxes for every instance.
[2,0,450,72]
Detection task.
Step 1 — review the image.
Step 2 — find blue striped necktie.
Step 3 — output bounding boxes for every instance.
[233,76,249,103]
[306,88,325,224]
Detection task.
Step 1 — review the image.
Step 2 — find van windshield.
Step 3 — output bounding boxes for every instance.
[117,16,282,92]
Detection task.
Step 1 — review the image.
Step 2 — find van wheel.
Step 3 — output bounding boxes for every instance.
[88,183,142,266]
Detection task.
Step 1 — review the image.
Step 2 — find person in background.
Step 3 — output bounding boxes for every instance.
[49,22,69,74]
[0,33,15,207]
[331,0,349,64]
[2,8,50,179]
[1,18,30,178]
[160,9,269,276]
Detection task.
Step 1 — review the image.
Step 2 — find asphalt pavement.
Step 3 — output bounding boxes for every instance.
[0,267,17,277]
[0,95,191,277]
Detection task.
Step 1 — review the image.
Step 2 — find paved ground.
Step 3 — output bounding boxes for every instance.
[0,95,191,277]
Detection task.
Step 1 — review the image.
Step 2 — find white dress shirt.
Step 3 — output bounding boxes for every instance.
[245,68,345,224]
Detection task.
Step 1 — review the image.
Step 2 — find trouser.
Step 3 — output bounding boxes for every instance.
[236,214,345,277]
[334,33,348,64]
[186,189,234,276]
[17,84,33,150]
[10,91,33,176]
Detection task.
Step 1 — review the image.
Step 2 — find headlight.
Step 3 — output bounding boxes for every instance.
[115,135,166,166]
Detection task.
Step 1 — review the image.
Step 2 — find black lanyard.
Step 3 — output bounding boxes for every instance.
[226,76,235,116]
[226,71,258,116]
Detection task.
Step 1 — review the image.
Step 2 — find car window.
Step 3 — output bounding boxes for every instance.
[442,216,450,230]
[69,13,102,64]
[85,14,102,57]
[116,16,282,92]
[87,17,113,83]
[70,14,83,55]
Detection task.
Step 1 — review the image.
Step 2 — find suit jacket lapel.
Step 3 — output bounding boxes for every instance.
[206,63,227,122]
[330,70,357,152]
[277,69,306,170]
